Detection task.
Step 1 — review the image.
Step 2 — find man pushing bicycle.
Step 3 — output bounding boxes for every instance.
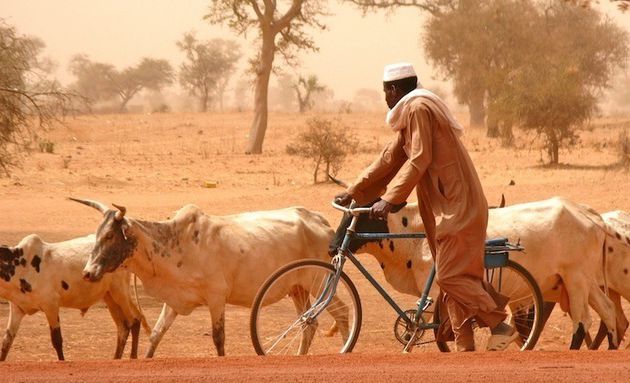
[334,63,517,352]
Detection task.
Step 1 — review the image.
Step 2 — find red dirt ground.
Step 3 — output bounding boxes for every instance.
[2,351,630,382]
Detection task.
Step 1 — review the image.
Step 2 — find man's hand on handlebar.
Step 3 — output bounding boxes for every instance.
[334,192,352,207]
[370,199,393,220]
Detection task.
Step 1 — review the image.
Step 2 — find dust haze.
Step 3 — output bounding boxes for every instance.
[2,0,629,113]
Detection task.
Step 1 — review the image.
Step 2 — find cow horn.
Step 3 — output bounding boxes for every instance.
[68,197,109,215]
[112,203,126,221]
[499,194,506,208]
[327,173,349,188]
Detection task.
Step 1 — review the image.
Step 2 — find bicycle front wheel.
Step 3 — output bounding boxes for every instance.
[250,259,362,355]
[436,259,544,352]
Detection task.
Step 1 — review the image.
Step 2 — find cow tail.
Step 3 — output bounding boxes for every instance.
[133,273,151,334]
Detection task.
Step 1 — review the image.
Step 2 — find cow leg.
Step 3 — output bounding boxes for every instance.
[1,302,25,361]
[289,285,317,355]
[103,293,130,359]
[107,281,145,359]
[540,301,556,328]
[325,296,349,342]
[44,307,64,360]
[562,276,592,350]
[129,318,140,359]
[146,304,178,358]
[588,291,621,350]
[587,282,618,349]
[209,301,226,357]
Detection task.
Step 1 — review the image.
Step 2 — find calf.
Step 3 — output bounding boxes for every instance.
[0,234,148,361]
[329,197,619,349]
[73,198,335,357]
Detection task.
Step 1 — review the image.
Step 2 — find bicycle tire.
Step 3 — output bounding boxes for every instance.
[250,259,362,355]
[435,259,544,352]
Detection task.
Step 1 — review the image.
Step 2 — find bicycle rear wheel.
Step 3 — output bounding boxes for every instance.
[250,259,362,355]
[435,259,543,351]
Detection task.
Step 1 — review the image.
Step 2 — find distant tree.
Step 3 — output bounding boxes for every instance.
[70,55,173,112]
[177,33,240,112]
[69,54,118,106]
[269,73,297,112]
[293,75,325,113]
[424,0,538,134]
[205,0,327,153]
[233,78,252,112]
[114,58,173,112]
[1,20,75,175]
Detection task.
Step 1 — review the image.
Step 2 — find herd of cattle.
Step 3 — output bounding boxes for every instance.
[1,196,630,360]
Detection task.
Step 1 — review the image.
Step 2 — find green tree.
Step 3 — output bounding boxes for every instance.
[424,0,539,136]
[496,2,628,164]
[205,0,327,153]
[0,20,74,175]
[177,33,240,112]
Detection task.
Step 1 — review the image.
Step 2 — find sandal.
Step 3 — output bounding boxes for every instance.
[486,331,519,351]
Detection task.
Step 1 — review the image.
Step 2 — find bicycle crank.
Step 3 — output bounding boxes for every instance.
[394,309,427,348]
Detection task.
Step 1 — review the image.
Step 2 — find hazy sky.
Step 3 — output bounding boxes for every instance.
[3,0,629,101]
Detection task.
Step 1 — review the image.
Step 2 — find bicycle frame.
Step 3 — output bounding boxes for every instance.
[323,204,439,334]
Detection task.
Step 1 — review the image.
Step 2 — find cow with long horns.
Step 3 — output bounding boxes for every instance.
[72,198,335,357]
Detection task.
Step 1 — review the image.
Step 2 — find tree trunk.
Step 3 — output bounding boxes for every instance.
[119,95,132,113]
[547,128,559,164]
[247,34,275,154]
[313,156,321,184]
[500,121,514,147]
[468,90,485,128]
[201,91,209,113]
[486,108,500,138]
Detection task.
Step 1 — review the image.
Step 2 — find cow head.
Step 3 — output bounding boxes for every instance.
[70,198,137,282]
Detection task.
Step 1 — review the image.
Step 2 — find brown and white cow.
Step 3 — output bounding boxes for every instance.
[73,198,335,357]
[329,196,619,349]
[0,234,149,361]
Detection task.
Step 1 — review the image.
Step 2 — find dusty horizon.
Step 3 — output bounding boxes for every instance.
[3,0,629,112]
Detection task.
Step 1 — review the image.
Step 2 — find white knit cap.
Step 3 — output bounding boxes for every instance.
[383,62,417,82]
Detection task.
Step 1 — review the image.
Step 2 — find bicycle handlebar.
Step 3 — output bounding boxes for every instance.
[331,200,372,216]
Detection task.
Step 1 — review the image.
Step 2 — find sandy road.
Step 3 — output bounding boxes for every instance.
[2,351,630,383]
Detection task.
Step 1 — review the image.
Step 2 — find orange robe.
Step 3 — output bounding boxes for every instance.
[347,95,507,338]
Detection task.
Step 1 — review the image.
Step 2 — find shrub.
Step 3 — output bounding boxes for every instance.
[286,117,357,184]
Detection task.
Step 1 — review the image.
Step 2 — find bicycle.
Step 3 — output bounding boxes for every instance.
[250,200,544,355]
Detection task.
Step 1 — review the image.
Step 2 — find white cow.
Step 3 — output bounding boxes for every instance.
[73,199,335,357]
[0,234,149,361]
[592,210,630,348]
[329,197,618,348]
